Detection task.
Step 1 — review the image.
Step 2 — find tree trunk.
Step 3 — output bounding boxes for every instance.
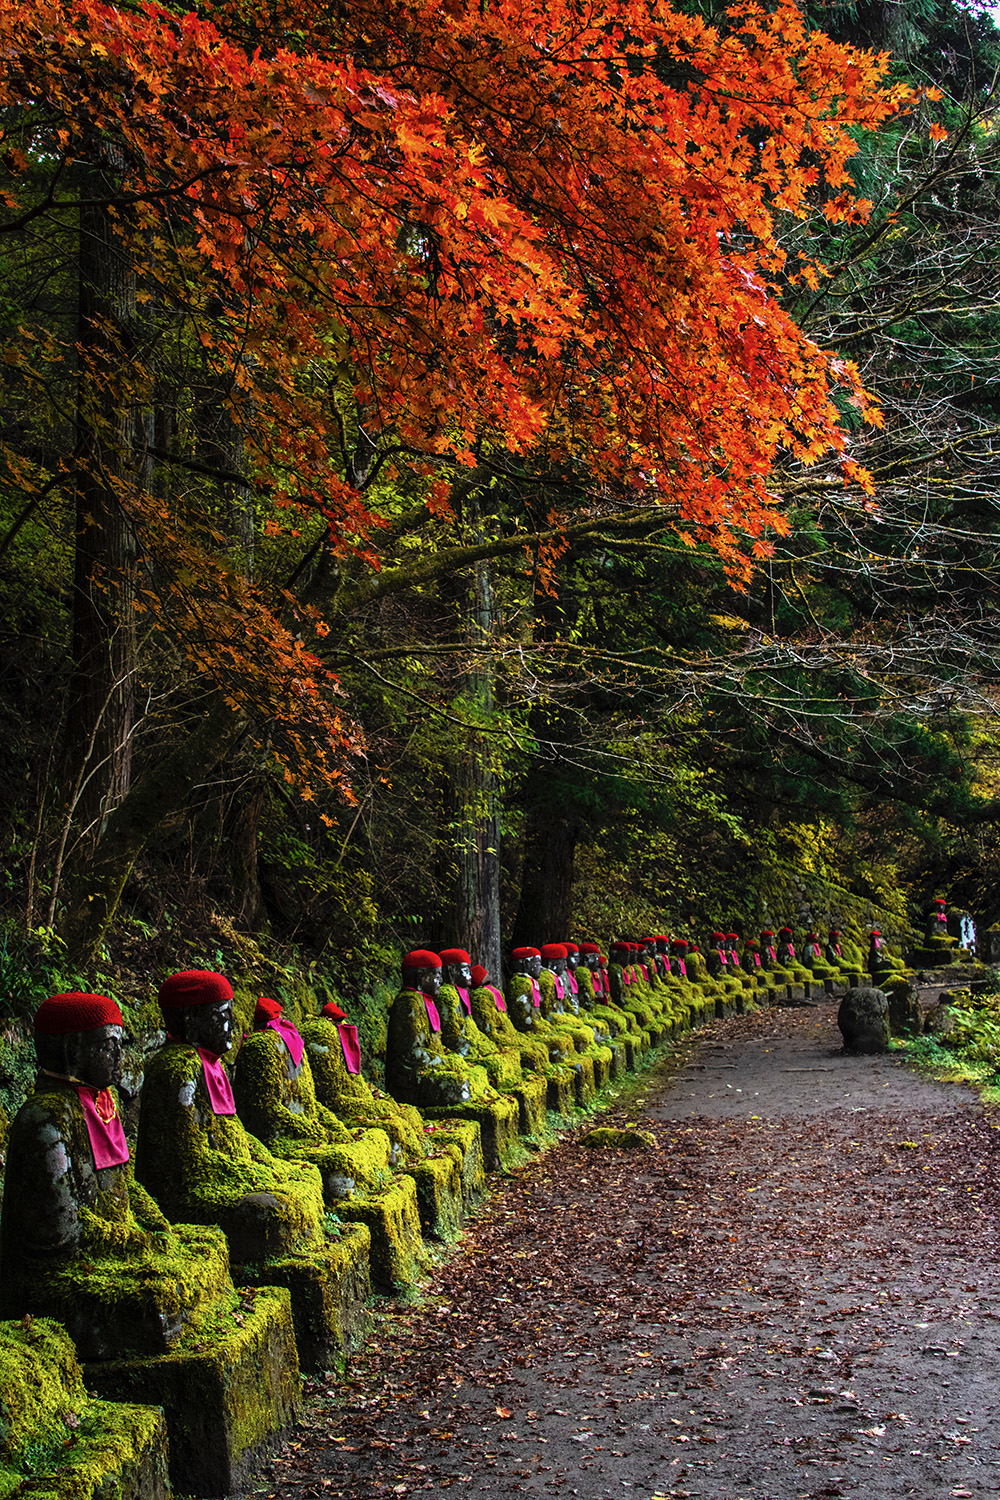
[433,496,503,981]
[59,699,245,966]
[510,787,581,948]
[62,151,148,845]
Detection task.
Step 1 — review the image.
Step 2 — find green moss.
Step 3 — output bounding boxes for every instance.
[0,1318,168,1500]
[385,990,489,1108]
[301,1020,428,1160]
[134,1042,324,1267]
[0,1082,232,1359]
[580,1127,656,1150]
[88,1283,301,1491]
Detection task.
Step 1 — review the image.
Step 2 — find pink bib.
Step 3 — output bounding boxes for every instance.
[421,993,442,1032]
[765,946,776,962]
[268,1017,304,1069]
[568,974,579,996]
[337,1023,361,1074]
[529,978,542,1008]
[753,952,761,967]
[676,960,687,977]
[197,1048,236,1116]
[486,985,506,1013]
[622,968,631,986]
[552,974,564,1000]
[456,986,472,1016]
[77,1085,129,1170]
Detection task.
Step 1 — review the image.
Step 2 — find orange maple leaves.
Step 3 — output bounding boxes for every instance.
[0,0,910,786]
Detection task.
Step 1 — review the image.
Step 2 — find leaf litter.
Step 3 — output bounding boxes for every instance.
[257,1004,1000,1499]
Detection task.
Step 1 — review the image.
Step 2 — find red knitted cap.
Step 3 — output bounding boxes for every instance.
[439,948,471,966]
[828,928,841,936]
[402,949,442,970]
[599,955,609,966]
[540,943,567,962]
[778,927,793,936]
[562,941,579,954]
[254,997,282,1026]
[761,928,774,937]
[34,992,123,1035]
[470,964,488,987]
[159,970,233,1011]
[711,932,726,941]
[321,1001,347,1021]
[511,946,541,960]
[609,941,630,955]
[578,942,600,955]
[670,938,689,949]
[726,932,739,940]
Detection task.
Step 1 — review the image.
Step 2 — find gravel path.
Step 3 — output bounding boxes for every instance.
[266,1002,1000,1500]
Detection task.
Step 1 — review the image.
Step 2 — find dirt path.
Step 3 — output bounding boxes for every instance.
[266,1003,1000,1500]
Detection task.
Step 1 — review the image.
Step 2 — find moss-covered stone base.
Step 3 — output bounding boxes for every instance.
[408,1151,466,1240]
[236,1225,371,1373]
[422,1091,519,1172]
[546,1071,575,1116]
[334,1174,425,1292]
[86,1284,300,1497]
[0,1318,169,1500]
[581,1128,656,1150]
[507,1071,548,1137]
[422,1119,485,1206]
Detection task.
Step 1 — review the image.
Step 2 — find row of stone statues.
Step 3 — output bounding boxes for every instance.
[0,922,898,1497]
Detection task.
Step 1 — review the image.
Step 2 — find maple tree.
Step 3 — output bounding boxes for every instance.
[0,0,919,958]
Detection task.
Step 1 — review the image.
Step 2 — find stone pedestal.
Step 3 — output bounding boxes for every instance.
[0,1318,170,1500]
[88,1285,301,1494]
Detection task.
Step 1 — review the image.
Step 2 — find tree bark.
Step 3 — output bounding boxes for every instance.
[59,699,245,965]
[62,151,148,844]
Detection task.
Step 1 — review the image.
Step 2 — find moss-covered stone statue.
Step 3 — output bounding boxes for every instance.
[386,950,518,1170]
[562,942,622,1076]
[538,944,612,1099]
[385,949,479,1108]
[1,992,219,1360]
[232,998,423,1292]
[301,1002,479,1240]
[575,943,641,1067]
[135,970,369,1372]
[0,990,300,1494]
[505,948,576,1114]
[437,949,547,1136]
[606,942,658,1045]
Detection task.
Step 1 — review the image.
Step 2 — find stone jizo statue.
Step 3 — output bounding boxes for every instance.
[0,991,229,1360]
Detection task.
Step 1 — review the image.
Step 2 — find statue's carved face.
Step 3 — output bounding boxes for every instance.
[565,951,579,971]
[512,954,542,980]
[444,961,473,988]
[67,1023,125,1089]
[182,999,235,1058]
[584,952,599,971]
[404,965,442,997]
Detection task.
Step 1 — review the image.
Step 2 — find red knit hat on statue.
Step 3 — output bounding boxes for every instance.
[254,997,282,1027]
[439,948,471,966]
[563,941,580,955]
[578,942,600,955]
[540,943,568,962]
[511,946,541,960]
[34,992,123,1034]
[470,965,488,987]
[402,950,442,970]
[321,1001,347,1021]
[159,970,233,1010]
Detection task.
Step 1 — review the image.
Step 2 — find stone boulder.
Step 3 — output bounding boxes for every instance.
[838,986,890,1054]
[883,979,923,1038]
